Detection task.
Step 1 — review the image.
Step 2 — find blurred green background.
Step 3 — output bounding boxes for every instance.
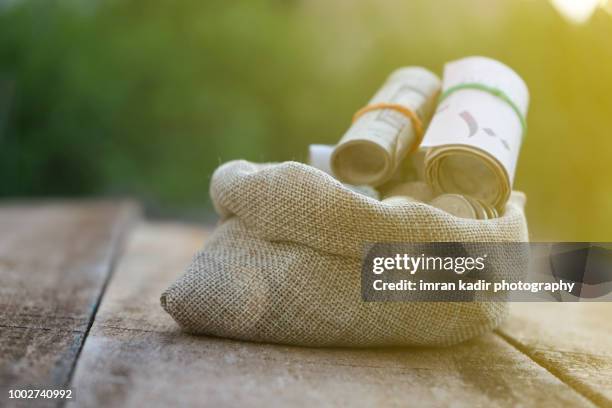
[1,0,611,240]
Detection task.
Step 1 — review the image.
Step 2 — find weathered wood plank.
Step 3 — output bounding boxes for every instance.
[0,201,138,405]
[499,303,612,407]
[70,223,594,407]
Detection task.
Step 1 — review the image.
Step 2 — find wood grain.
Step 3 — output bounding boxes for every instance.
[0,201,138,406]
[70,223,594,408]
[500,303,612,407]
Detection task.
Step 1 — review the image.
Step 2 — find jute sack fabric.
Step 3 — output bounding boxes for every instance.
[161,160,528,347]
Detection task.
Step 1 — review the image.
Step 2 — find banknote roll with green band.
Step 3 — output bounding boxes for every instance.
[420,56,530,212]
[438,82,527,135]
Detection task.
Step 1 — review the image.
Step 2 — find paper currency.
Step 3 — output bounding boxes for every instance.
[308,144,380,199]
[421,56,529,211]
[331,67,441,187]
[308,144,335,175]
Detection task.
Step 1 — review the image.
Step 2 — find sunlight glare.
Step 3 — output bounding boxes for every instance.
[550,0,606,23]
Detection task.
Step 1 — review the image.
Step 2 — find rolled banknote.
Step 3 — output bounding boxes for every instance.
[421,56,529,211]
[308,144,380,199]
[331,67,441,187]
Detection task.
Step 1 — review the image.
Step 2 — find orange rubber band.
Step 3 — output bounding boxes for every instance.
[352,102,424,152]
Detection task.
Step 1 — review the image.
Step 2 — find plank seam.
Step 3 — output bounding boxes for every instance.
[495,330,605,408]
[60,204,139,408]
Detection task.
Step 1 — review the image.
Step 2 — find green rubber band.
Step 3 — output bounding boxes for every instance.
[439,82,527,135]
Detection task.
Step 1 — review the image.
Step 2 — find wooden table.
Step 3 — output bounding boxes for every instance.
[0,202,610,407]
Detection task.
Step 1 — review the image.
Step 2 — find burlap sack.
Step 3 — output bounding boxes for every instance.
[161,160,528,347]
